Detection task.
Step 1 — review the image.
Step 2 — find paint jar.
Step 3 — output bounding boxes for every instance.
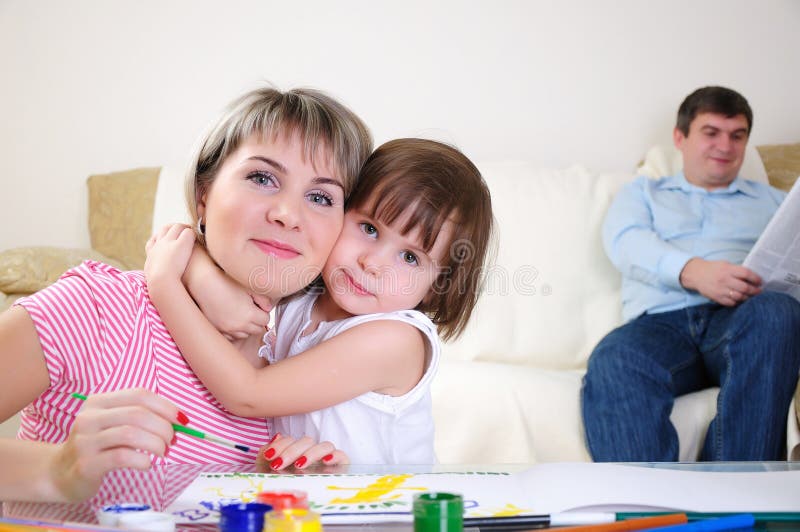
[218,502,273,532]
[116,510,176,532]
[97,502,152,526]
[263,508,322,532]
[256,490,309,510]
[413,492,463,532]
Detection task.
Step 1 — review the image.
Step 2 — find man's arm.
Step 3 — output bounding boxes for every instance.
[603,179,694,291]
[604,179,763,306]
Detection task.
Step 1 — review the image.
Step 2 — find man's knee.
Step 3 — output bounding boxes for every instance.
[740,292,800,328]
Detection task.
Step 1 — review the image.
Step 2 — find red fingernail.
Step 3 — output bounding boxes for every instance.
[263,447,276,460]
[294,456,307,468]
[270,457,283,470]
[269,432,280,444]
[176,411,190,425]
[322,454,334,463]
[170,434,178,446]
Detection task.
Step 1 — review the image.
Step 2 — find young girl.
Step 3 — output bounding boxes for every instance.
[145,138,494,465]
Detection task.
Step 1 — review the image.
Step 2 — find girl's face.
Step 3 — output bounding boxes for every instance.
[322,203,454,317]
[198,133,345,306]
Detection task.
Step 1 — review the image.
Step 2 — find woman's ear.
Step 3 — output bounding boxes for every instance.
[196,190,208,221]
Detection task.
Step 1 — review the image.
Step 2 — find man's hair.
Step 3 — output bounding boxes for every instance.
[347,138,495,341]
[676,86,753,135]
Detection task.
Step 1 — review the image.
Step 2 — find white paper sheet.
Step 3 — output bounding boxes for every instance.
[164,463,800,525]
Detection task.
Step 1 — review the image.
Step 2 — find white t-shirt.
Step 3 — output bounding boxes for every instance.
[259,291,440,464]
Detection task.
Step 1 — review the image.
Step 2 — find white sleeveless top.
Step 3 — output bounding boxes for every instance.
[260,291,440,464]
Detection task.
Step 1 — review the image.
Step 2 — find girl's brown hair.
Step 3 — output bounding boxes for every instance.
[347,138,494,341]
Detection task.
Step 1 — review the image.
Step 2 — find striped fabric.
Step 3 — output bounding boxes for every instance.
[1,463,246,528]
[14,261,270,464]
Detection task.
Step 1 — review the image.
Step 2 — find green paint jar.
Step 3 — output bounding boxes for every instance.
[413,492,463,532]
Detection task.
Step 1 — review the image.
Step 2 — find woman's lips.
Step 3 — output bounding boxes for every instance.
[252,239,300,259]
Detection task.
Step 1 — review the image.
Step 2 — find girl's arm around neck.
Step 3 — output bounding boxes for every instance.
[150,277,427,417]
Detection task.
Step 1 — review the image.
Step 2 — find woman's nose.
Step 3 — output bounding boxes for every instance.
[266,192,301,229]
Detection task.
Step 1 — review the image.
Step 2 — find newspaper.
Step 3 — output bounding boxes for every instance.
[743,177,800,302]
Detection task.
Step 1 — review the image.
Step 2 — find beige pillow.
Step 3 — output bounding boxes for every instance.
[88,167,160,270]
[756,142,800,192]
[0,246,125,294]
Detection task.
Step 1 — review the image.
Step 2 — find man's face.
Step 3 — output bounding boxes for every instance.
[673,112,750,190]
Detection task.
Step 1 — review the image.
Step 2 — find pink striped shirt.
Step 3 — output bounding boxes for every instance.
[15,261,270,464]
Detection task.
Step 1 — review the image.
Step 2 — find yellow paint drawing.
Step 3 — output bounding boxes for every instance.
[327,474,427,504]
[203,474,267,502]
[468,503,533,518]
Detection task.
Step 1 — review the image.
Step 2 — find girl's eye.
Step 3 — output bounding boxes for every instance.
[308,191,334,207]
[360,222,378,237]
[247,171,277,187]
[402,251,418,265]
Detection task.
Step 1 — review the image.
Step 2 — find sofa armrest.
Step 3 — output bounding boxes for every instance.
[0,246,125,296]
[757,142,800,192]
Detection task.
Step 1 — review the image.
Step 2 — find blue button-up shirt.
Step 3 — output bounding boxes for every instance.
[603,172,785,321]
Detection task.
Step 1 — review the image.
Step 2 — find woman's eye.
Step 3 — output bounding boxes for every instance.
[402,251,418,265]
[247,171,277,187]
[360,223,377,236]
[308,192,334,207]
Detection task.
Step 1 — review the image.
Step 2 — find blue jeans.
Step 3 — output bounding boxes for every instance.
[581,292,800,461]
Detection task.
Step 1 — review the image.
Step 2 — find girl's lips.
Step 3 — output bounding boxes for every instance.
[345,272,370,296]
[252,239,300,259]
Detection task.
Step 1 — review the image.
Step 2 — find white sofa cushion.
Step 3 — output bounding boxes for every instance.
[432,358,718,463]
[441,163,632,371]
[151,165,191,234]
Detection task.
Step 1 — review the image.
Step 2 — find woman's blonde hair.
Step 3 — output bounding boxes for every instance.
[185,86,373,239]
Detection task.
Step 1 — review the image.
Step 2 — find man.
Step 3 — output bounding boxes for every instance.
[581,86,800,461]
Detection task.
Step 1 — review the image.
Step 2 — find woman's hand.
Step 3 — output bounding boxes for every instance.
[44,388,183,502]
[256,434,349,472]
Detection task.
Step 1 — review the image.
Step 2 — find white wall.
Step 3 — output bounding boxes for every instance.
[1,0,798,250]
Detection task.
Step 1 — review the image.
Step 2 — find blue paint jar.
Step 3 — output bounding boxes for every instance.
[218,502,273,532]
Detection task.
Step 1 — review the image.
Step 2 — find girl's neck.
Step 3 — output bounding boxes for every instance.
[311,290,354,325]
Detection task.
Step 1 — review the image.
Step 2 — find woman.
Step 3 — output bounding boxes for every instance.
[0,86,373,502]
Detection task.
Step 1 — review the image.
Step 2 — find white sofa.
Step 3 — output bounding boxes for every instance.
[432,145,799,464]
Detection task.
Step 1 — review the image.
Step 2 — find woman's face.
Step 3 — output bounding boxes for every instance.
[197,133,345,306]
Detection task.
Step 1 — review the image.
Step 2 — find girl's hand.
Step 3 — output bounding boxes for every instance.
[191,268,271,341]
[256,434,349,472]
[179,239,271,341]
[144,224,196,291]
[45,388,182,502]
